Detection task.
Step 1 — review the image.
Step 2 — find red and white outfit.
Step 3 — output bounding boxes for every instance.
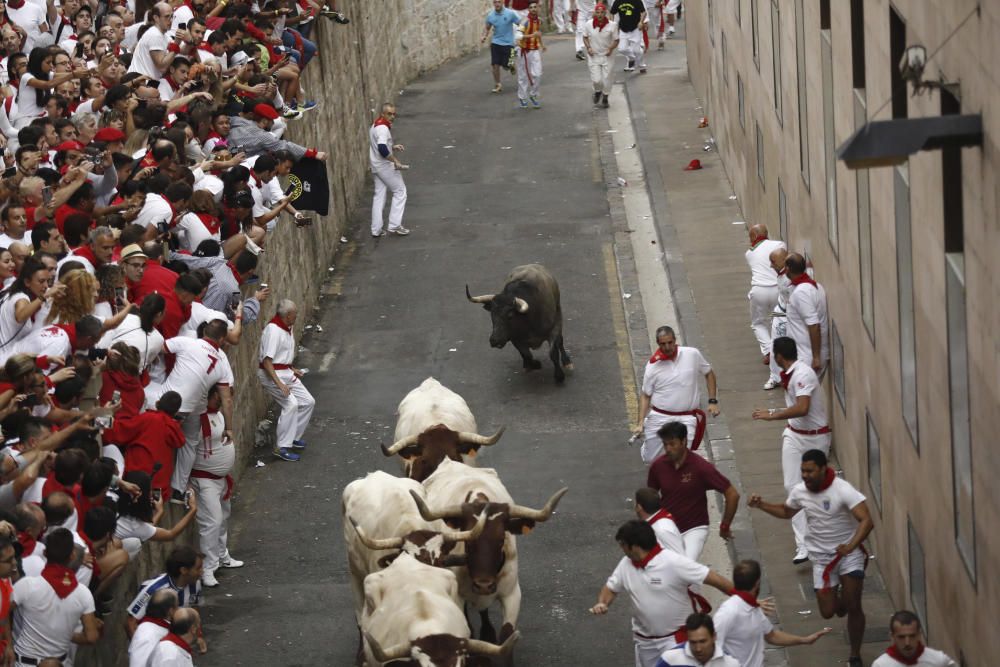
[134,192,176,232]
[780,359,831,555]
[11,565,95,665]
[258,316,315,450]
[190,408,235,575]
[12,324,77,361]
[128,616,170,667]
[515,16,543,101]
[786,472,867,590]
[767,268,792,384]
[786,274,829,373]
[583,14,619,95]
[713,590,773,667]
[744,237,785,359]
[604,546,709,667]
[645,508,683,554]
[639,346,712,463]
[872,645,957,667]
[369,117,407,236]
[147,632,194,666]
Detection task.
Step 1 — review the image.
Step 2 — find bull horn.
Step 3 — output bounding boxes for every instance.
[408,489,464,522]
[467,630,521,657]
[509,487,569,522]
[465,285,495,304]
[349,517,405,551]
[381,433,420,456]
[442,510,487,543]
[513,297,529,313]
[457,425,506,447]
[363,631,410,663]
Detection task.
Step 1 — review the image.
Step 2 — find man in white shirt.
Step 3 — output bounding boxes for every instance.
[872,610,957,667]
[751,336,831,564]
[7,0,50,52]
[258,300,315,463]
[582,3,619,108]
[654,614,739,667]
[784,253,828,375]
[128,2,188,79]
[748,449,874,667]
[10,528,101,664]
[127,588,177,667]
[588,520,733,667]
[369,103,410,237]
[0,205,28,249]
[633,325,719,462]
[147,607,200,666]
[634,487,683,554]
[12,315,102,361]
[743,223,785,386]
[574,0,597,58]
[714,559,832,667]
[765,246,791,389]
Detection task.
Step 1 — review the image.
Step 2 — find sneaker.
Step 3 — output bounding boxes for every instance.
[321,9,349,23]
[219,556,245,569]
[529,96,541,108]
[639,67,647,74]
[388,227,410,236]
[202,571,219,588]
[245,237,262,255]
[291,439,308,450]
[371,230,385,238]
[519,98,528,109]
[601,94,609,109]
[593,91,602,105]
[281,106,302,120]
[668,26,676,36]
[793,549,810,565]
[624,59,635,72]
[273,447,301,462]
[763,378,781,390]
[575,50,585,60]
[169,490,187,505]
[492,83,502,93]
[657,39,665,50]
[296,100,318,111]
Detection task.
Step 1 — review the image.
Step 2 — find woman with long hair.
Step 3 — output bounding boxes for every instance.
[97,292,164,380]
[13,47,88,128]
[45,268,96,323]
[114,470,198,543]
[94,263,125,319]
[98,341,144,419]
[0,352,71,411]
[0,256,64,363]
[0,247,16,289]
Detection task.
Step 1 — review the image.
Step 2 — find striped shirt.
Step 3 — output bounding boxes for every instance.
[127,573,202,619]
[227,116,310,160]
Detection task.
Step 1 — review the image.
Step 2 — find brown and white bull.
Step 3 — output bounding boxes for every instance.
[342,471,485,627]
[361,553,519,666]
[411,458,569,649]
[382,377,505,481]
[466,264,573,383]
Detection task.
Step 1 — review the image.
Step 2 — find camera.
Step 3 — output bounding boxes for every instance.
[22,394,39,408]
[88,347,108,362]
[156,221,170,235]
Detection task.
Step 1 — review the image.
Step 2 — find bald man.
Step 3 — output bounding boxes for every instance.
[744,224,785,389]
[8,241,31,275]
[148,607,200,666]
[766,247,792,389]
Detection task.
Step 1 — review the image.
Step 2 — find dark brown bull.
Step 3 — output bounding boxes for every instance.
[381,424,506,482]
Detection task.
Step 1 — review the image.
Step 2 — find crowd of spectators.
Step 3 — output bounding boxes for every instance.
[0,0,349,662]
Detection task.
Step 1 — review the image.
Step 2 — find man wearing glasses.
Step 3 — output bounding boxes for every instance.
[128,2,191,80]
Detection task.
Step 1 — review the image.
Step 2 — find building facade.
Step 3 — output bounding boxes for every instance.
[684,1,997,663]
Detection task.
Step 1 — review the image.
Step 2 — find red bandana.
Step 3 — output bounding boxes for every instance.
[649,348,677,363]
[159,195,177,223]
[227,262,243,285]
[163,74,180,92]
[195,212,220,235]
[779,368,794,390]
[373,116,392,129]
[268,315,290,332]
[790,272,817,289]
[40,563,79,599]
[53,324,79,351]
[750,236,768,250]
[631,544,662,569]
[17,531,37,557]
[73,244,100,266]
[593,16,609,29]
[810,467,837,493]
[249,170,262,188]
[886,645,925,665]
[161,632,194,656]
[729,588,760,608]
[647,508,674,525]
[141,616,171,629]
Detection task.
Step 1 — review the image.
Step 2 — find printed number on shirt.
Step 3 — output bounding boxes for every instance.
[206,354,218,374]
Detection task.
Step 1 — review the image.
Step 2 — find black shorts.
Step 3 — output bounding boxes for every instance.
[490,43,513,66]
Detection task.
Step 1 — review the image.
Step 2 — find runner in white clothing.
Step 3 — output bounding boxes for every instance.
[748,449,873,667]
[752,336,831,563]
[574,0,597,57]
[743,224,785,384]
[765,246,791,388]
[872,610,957,667]
[634,487,683,554]
[369,103,410,237]
[583,3,619,108]
[127,588,177,667]
[784,253,828,375]
[632,325,719,463]
[258,300,315,462]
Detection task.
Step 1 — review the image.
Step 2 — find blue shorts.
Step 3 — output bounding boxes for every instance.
[491,43,513,66]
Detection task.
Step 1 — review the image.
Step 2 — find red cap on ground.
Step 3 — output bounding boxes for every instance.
[54,140,85,152]
[253,103,280,120]
[684,159,703,171]
[94,127,127,142]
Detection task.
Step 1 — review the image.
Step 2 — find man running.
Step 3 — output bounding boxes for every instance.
[611,0,647,73]
[482,0,521,93]
[583,3,618,108]
[515,2,545,109]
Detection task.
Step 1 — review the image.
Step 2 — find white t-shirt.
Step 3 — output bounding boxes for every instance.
[175,212,220,253]
[114,514,158,542]
[786,477,866,555]
[8,3,48,52]
[134,193,175,231]
[368,121,393,169]
[129,25,169,79]
[123,21,144,51]
[0,293,40,362]
[12,576,96,659]
[786,280,829,365]
[193,171,224,203]
[258,321,294,365]
[646,509,684,554]
[640,346,711,412]
[160,336,233,414]
[171,4,194,31]
[148,638,194,666]
[582,20,620,60]
[605,548,708,637]
[745,239,785,287]
[657,644,740,667]
[871,647,957,667]
[783,360,827,431]
[98,313,164,373]
[179,302,232,339]
[129,620,170,667]
[14,72,46,124]
[12,324,73,360]
[193,410,234,476]
[714,594,774,667]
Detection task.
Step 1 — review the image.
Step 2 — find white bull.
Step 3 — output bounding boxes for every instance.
[361,553,518,667]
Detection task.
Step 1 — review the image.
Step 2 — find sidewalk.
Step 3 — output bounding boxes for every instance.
[619,33,896,667]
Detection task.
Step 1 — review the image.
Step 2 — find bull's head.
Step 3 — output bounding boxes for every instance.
[409,487,569,596]
[466,285,529,349]
[381,424,506,482]
[349,511,487,569]
[364,629,520,666]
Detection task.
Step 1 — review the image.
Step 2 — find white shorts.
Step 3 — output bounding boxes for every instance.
[665,0,681,13]
[812,548,866,590]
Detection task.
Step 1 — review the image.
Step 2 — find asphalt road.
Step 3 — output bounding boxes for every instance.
[201,37,649,665]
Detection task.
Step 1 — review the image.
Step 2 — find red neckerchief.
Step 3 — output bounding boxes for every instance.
[269,315,291,332]
[140,151,159,169]
[53,323,79,350]
[40,563,78,599]
[593,15,609,29]
[790,272,817,288]
[195,212,220,234]
[202,337,221,351]
[198,41,212,51]
[647,508,674,525]
[631,544,663,569]
[141,616,171,629]
[249,169,262,188]
[649,348,677,363]
[750,236,768,250]
[810,468,837,493]
[17,531,37,557]
[227,262,242,285]
[159,195,177,223]
[729,588,760,608]
[76,527,101,578]
[163,74,180,92]
[886,645,925,665]
[42,474,74,500]
[200,410,217,456]
[779,367,794,390]
[6,0,24,9]
[160,632,194,656]
[373,116,392,129]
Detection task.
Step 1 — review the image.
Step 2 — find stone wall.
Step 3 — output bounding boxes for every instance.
[76,3,489,664]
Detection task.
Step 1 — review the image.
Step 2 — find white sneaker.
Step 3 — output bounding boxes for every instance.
[388,227,411,236]
[244,237,262,255]
[219,555,245,569]
[202,571,219,587]
[763,378,781,390]
[793,549,809,565]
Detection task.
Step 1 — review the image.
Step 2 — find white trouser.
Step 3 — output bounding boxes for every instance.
[768,313,786,382]
[665,0,681,15]
[371,163,407,234]
[588,56,613,95]
[682,525,709,597]
[259,370,316,449]
[645,6,663,41]
[749,285,779,357]
[574,7,594,51]
[551,0,571,32]
[516,48,542,100]
[191,474,231,573]
[634,634,680,667]
[781,427,831,552]
[640,411,697,463]
[618,29,646,68]
[171,413,202,494]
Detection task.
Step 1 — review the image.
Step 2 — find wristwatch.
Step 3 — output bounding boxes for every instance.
[708,398,719,404]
